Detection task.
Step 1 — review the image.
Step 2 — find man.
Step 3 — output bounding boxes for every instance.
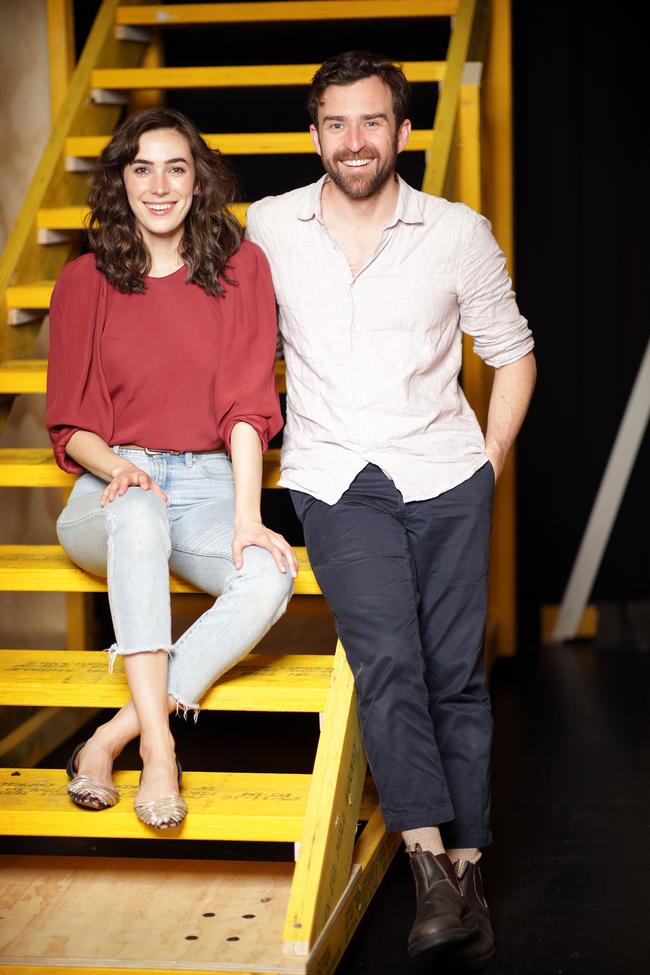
[247,50,536,967]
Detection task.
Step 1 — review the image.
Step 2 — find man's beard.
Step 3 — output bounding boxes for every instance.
[322,143,397,200]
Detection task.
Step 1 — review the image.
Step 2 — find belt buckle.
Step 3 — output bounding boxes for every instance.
[143,448,182,456]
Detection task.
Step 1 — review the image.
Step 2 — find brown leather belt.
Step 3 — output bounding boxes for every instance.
[118,444,224,455]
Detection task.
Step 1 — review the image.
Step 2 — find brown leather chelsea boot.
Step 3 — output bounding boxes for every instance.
[407,845,477,957]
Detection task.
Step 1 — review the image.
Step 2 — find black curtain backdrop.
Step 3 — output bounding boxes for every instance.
[512,0,648,642]
[72,1,648,643]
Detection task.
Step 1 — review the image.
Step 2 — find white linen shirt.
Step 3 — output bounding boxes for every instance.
[246,175,534,505]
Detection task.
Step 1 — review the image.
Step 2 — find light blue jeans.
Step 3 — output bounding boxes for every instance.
[56,448,293,712]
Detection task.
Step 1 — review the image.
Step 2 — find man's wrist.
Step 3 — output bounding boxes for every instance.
[484,442,507,476]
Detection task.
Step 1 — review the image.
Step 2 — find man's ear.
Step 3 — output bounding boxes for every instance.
[396,118,412,155]
[309,124,323,157]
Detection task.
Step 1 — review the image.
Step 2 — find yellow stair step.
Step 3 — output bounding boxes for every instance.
[0,649,332,711]
[0,359,47,394]
[0,358,286,394]
[0,768,310,841]
[37,201,250,230]
[90,62,445,91]
[66,129,435,159]
[5,281,54,311]
[0,544,319,595]
[117,2,459,27]
[0,447,282,488]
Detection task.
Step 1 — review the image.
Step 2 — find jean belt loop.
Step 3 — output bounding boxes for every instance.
[185,451,193,468]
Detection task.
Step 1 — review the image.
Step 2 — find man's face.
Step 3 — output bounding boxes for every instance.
[310,76,411,200]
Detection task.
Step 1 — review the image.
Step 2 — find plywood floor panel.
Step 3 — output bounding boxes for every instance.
[0,855,307,973]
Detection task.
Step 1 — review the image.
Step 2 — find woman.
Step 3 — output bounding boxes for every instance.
[46,108,297,830]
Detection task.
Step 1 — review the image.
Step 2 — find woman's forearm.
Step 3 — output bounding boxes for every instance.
[66,430,136,482]
[229,422,264,526]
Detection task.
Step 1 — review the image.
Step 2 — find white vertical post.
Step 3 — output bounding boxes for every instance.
[551,339,650,641]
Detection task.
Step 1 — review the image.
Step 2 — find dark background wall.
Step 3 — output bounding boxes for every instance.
[512,1,647,642]
[73,1,648,645]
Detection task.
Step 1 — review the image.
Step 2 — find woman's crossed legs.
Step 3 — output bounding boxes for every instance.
[57,474,293,813]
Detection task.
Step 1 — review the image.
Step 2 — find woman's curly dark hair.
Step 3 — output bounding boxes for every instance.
[87,108,243,295]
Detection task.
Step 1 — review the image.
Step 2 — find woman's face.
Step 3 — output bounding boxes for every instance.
[123,128,197,241]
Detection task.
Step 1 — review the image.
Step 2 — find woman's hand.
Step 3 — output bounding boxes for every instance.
[100,461,168,507]
[232,518,299,577]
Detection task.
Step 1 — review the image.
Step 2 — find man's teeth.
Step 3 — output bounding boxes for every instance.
[342,159,372,167]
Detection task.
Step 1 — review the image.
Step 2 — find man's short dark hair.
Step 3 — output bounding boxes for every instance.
[307,50,411,127]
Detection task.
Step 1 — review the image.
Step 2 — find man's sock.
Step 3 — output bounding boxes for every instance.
[402,826,446,855]
[447,847,482,868]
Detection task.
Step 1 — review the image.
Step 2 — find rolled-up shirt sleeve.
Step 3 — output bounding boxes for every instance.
[457,213,534,368]
[46,255,114,473]
[215,242,283,452]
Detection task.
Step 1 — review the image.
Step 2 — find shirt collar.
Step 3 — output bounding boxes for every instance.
[296,173,425,227]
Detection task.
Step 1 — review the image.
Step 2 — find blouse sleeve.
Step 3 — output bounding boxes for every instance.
[46,255,114,473]
[215,243,283,453]
[457,212,534,368]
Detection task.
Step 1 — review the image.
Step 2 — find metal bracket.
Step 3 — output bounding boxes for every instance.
[115,25,151,43]
[65,156,95,173]
[37,229,78,245]
[8,309,43,326]
[90,89,129,106]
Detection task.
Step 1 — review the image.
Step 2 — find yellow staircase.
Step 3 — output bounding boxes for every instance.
[0,1,515,972]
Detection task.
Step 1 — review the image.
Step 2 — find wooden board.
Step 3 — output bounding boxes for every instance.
[65,130,435,159]
[0,811,398,973]
[0,447,282,489]
[90,62,445,90]
[0,854,305,973]
[0,650,333,712]
[37,203,250,229]
[116,2,459,26]
[283,643,366,953]
[0,360,47,394]
[0,768,310,841]
[0,546,319,595]
[0,360,286,395]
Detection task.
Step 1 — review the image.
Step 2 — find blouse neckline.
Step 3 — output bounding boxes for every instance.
[146,264,187,282]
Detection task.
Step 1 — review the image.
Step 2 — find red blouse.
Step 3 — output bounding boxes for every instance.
[46,242,282,474]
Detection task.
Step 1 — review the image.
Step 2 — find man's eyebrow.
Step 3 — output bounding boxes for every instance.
[130,157,189,165]
[321,113,388,123]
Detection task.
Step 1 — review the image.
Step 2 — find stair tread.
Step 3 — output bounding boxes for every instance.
[0,649,332,711]
[0,767,310,840]
[0,447,281,488]
[0,359,47,393]
[116,2,458,27]
[36,202,250,228]
[65,130,434,157]
[90,62,445,89]
[0,359,285,395]
[0,544,319,595]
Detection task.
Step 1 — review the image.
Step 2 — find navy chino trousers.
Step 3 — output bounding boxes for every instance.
[291,461,494,847]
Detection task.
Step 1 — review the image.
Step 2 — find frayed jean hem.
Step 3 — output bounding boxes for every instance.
[107,644,173,673]
[170,690,200,722]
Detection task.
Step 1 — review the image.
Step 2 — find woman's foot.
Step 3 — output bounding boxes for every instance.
[66,734,120,810]
[134,740,187,829]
